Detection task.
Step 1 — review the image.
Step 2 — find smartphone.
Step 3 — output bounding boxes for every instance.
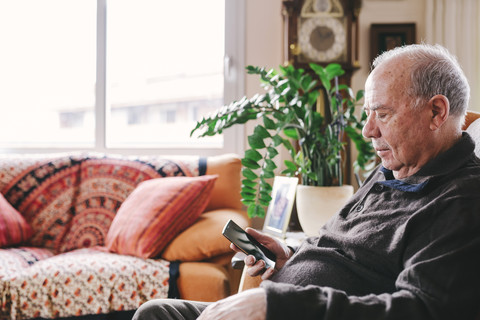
[222,219,276,269]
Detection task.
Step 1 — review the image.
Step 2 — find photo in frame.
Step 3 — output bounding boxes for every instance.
[370,23,416,63]
[262,176,299,239]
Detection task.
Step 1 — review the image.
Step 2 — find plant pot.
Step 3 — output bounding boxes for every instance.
[296,185,354,236]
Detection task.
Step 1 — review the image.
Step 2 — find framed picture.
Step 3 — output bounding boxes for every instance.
[262,176,299,239]
[370,23,416,63]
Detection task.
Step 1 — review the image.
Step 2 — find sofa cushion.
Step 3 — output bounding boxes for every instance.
[0,247,170,319]
[204,154,243,211]
[0,193,33,247]
[106,175,217,259]
[161,209,249,262]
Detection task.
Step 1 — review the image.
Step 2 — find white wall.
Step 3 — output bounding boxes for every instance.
[244,0,284,96]
[351,0,426,92]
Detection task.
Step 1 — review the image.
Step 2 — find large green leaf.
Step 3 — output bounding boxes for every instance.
[263,116,276,130]
[254,125,271,139]
[325,63,345,78]
[248,135,266,149]
[242,179,257,188]
[283,127,298,139]
[240,191,256,201]
[241,158,260,169]
[242,168,258,180]
[247,204,265,218]
[245,149,263,162]
[264,159,278,171]
[267,146,279,158]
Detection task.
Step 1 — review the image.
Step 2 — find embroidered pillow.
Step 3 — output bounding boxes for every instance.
[0,193,33,247]
[105,175,217,258]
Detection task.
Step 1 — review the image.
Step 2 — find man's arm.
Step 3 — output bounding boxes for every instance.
[197,228,294,320]
[197,288,267,320]
[261,199,480,320]
[230,228,294,280]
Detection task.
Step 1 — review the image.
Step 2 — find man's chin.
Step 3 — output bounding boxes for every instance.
[380,159,394,170]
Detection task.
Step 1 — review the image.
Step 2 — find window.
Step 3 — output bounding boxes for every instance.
[0,0,244,155]
[0,0,96,148]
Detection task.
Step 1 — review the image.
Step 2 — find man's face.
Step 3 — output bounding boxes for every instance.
[362,58,433,179]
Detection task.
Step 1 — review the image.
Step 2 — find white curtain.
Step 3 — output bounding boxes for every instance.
[425,0,480,111]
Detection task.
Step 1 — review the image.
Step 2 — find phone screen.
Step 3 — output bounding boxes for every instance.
[222,219,276,269]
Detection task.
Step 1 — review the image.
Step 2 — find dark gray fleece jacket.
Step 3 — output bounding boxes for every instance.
[262,133,480,320]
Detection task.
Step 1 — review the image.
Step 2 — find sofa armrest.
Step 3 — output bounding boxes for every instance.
[231,252,246,269]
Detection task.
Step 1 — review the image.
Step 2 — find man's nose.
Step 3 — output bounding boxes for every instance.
[362,114,380,139]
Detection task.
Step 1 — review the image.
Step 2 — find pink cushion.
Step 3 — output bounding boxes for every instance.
[105,175,217,258]
[0,193,33,247]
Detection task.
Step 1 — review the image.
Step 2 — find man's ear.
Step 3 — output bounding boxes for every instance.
[428,94,450,130]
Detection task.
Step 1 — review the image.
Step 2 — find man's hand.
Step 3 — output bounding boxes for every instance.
[230,228,293,280]
[197,288,267,320]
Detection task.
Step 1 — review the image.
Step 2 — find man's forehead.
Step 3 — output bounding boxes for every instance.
[369,57,411,83]
[363,104,394,112]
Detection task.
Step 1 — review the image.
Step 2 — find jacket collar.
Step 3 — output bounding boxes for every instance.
[377,132,475,192]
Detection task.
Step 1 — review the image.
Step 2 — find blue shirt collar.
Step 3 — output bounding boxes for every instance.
[379,166,430,193]
[372,133,476,193]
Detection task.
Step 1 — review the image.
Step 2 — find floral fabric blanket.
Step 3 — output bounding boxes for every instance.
[0,247,170,320]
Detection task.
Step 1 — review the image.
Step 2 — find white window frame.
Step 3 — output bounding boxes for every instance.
[5,0,245,157]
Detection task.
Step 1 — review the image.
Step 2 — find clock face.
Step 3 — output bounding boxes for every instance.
[298,17,346,63]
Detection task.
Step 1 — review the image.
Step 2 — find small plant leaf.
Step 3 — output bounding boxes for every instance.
[245,149,263,162]
[283,128,299,139]
[241,158,260,169]
[242,168,258,180]
[248,135,266,149]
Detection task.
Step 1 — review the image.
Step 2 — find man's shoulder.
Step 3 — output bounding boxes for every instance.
[439,154,480,198]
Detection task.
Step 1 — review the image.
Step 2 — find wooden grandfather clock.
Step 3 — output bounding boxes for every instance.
[282,0,362,86]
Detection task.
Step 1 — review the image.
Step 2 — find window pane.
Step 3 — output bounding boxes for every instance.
[106,0,224,148]
[0,0,96,148]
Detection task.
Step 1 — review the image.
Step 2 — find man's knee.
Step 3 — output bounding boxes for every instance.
[133,299,209,320]
[133,300,170,320]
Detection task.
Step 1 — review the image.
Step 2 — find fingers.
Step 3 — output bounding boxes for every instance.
[245,228,271,243]
[247,261,275,280]
[246,258,266,277]
[229,242,265,274]
[261,267,275,280]
[245,255,256,266]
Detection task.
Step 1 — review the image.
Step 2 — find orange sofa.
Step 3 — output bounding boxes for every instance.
[0,153,248,320]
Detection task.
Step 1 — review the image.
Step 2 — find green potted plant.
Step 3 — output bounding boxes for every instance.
[191,63,375,228]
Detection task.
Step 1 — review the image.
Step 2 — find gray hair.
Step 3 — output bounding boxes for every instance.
[372,44,470,117]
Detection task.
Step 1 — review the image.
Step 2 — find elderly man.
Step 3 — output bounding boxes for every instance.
[133,44,480,320]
